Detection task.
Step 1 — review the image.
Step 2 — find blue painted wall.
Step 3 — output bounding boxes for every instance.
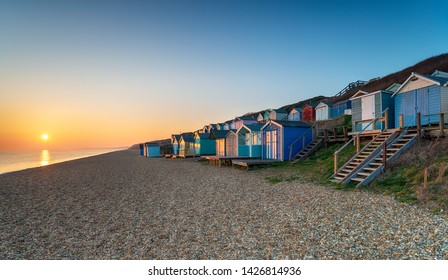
[147,145,160,157]
[331,100,351,118]
[172,143,179,155]
[195,138,216,155]
[283,126,313,160]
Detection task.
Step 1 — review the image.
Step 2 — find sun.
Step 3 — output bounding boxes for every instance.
[41,134,49,141]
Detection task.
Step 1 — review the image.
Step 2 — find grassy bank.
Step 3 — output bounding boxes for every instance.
[262,138,448,215]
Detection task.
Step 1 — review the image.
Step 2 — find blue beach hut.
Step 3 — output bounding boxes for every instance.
[139,144,144,156]
[392,71,448,127]
[261,120,313,161]
[237,123,263,158]
[194,132,216,155]
[330,99,352,118]
[288,108,302,122]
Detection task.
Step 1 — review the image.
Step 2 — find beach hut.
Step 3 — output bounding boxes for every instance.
[171,134,181,156]
[392,71,448,128]
[237,123,263,158]
[261,120,313,161]
[139,144,144,156]
[257,112,265,122]
[330,99,352,118]
[315,101,332,121]
[225,129,238,157]
[234,116,258,130]
[301,104,316,122]
[179,132,195,157]
[350,84,399,132]
[194,132,216,155]
[288,107,302,122]
[269,108,288,121]
[146,142,160,157]
[263,110,272,121]
[209,130,230,156]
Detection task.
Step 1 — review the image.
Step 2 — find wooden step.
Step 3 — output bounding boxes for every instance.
[351,178,364,182]
[357,172,372,177]
[369,162,382,166]
[363,167,377,171]
[334,176,345,181]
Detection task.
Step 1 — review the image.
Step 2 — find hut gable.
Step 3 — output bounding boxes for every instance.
[315,101,332,121]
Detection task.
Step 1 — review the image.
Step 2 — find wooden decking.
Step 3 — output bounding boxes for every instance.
[206,156,254,167]
[232,159,281,170]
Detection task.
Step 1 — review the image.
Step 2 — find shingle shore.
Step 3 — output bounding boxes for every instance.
[1,150,447,259]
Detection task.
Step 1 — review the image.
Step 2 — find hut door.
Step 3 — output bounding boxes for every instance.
[361,95,375,130]
[265,130,278,159]
[402,91,417,127]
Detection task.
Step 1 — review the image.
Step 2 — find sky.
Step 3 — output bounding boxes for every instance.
[1,0,447,150]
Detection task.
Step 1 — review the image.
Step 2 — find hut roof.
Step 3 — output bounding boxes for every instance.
[244,123,264,131]
[209,130,230,139]
[180,132,195,143]
[195,132,210,139]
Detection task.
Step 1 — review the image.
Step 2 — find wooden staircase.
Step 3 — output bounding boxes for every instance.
[293,137,324,161]
[349,129,418,187]
[331,130,398,183]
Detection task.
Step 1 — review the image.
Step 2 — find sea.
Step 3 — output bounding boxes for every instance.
[0,148,123,175]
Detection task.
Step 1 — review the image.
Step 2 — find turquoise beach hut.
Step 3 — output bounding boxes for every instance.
[171,134,181,156]
[194,132,216,155]
[261,120,313,161]
[146,142,160,157]
[237,123,263,158]
[392,71,448,127]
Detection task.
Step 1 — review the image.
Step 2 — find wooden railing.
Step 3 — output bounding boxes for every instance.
[333,108,389,174]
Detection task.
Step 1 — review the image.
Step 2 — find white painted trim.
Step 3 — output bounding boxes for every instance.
[350,90,369,100]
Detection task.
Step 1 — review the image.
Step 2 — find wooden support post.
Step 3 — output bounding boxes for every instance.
[416,112,421,140]
[324,129,328,141]
[333,128,337,140]
[356,135,360,153]
[334,153,338,174]
[343,126,348,142]
[372,120,377,131]
[440,113,445,137]
[384,109,389,130]
[399,114,404,129]
[382,142,387,171]
[424,168,428,190]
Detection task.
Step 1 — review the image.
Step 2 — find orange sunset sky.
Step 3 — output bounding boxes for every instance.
[1,1,447,150]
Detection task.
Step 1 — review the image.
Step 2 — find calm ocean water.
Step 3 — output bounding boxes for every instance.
[0,149,123,174]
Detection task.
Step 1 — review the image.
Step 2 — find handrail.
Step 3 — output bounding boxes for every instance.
[333,108,389,174]
[288,126,314,161]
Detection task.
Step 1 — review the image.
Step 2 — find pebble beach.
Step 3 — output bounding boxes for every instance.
[1,150,447,259]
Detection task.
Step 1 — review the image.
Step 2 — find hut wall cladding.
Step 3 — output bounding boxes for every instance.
[395,85,441,127]
[216,138,226,156]
[351,98,363,132]
[378,92,395,130]
[441,86,448,122]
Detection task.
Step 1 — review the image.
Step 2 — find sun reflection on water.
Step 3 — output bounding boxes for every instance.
[40,150,50,166]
